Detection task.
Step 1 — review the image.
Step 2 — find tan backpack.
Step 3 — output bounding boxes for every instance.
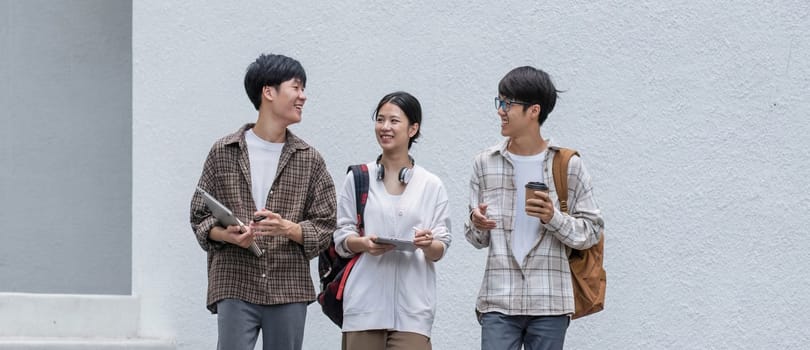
[553,148,606,319]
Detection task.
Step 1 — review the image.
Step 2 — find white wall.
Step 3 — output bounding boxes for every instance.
[133,1,810,349]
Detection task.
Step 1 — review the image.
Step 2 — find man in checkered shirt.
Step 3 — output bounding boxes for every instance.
[466,66,604,350]
[190,53,336,350]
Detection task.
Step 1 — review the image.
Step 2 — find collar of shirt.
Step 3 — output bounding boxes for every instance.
[221,123,310,152]
[485,137,562,159]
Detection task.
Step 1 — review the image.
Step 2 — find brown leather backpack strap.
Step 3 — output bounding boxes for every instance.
[552,148,579,213]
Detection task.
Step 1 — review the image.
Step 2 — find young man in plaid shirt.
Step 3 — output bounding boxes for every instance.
[190,53,336,350]
[466,66,604,350]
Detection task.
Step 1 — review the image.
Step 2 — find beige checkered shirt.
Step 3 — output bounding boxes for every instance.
[465,138,603,316]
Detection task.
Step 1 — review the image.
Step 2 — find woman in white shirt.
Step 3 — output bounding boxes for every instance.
[333,91,452,350]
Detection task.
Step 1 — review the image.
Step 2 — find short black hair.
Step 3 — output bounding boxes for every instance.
[244,54,307,110]
[374,91,422,149]
[498,66,559,126]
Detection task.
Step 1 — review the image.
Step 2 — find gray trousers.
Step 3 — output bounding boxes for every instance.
[217,298,307,350]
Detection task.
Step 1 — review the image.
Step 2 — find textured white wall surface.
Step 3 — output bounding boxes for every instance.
[133,1,810,349]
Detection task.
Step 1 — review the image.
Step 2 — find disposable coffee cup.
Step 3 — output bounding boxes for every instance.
[525,182,549,203]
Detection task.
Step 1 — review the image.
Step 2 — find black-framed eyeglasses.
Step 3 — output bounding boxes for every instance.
[495,97,531,112]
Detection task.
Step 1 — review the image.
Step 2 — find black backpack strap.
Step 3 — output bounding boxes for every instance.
[347,164,370,237]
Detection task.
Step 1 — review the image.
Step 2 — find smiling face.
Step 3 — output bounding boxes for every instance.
[497,95,540,138]
[265,78,306,126]
[375,102,419,153]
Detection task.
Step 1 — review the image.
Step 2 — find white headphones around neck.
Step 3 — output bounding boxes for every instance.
[376,154,415,184]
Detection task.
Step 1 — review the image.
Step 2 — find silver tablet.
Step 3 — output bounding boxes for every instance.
[196,186,263,257]
[197,186,241,228]
[374,237,416,251]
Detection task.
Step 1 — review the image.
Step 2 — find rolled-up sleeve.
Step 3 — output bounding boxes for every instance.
[190,148,226,252]
[544,155,603,250]
[299,157,337,260]
[334,173,360,258]
[465,158,490,249]
[430,184,453,260]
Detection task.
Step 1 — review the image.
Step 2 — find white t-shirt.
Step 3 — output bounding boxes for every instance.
[245,128,284,211]
[508,150,546,267]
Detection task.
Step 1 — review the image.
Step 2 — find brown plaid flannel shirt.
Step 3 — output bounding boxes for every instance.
[190,124,336,313]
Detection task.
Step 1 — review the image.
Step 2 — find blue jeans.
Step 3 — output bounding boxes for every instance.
[480,312,570,350]
[216,299,307,350]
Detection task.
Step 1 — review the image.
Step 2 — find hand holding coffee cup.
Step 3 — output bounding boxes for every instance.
[525,182,553,223]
